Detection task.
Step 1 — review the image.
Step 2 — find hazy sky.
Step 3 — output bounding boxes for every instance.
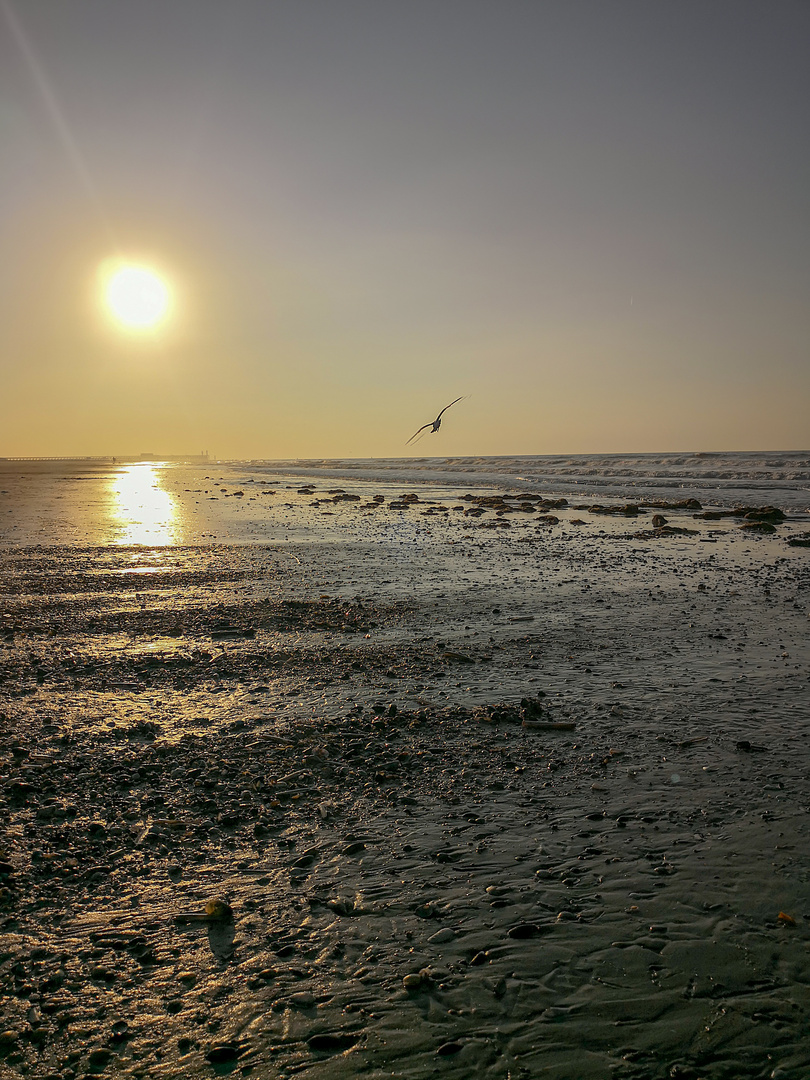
[1,0,808,458]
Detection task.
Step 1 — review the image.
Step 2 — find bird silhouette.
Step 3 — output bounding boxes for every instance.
[406,397,464,445]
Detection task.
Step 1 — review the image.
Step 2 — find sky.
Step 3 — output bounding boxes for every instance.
[1,0,808,458]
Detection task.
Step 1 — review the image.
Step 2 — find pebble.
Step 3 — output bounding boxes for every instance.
[87,1048,113,1068]
[206,1043,240,1064]
[428,927,455,944]
[289,991,317,1009]
[341,841,367,856]
[308,1032,360,1052]
[508,923,546,939]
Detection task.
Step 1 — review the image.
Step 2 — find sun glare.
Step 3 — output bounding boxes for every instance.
[110,464,178,544]
[103,263,171,330]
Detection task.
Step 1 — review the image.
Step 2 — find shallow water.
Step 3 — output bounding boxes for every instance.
[1,455,809,549]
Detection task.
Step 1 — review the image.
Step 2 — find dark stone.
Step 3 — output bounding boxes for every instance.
[206,1042,240,1064]
[308,1032,359,1052]
[341,842,366,856]
[589,504,641,516]
[292,852,318,868]
[739,521,776,533]
[87,1047,113,1068]
[734,505,786,522]
[508,922,546,939]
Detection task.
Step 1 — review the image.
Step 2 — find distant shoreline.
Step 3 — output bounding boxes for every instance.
[0,454,210,472]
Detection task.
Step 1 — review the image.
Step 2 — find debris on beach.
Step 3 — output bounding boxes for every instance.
[641,498,703,510]
[739,520,777,533]
[589,503,642,516]
[174,897,234,924]
[627,524,701,540]
[733,505,787,522]
[472,696,577,730]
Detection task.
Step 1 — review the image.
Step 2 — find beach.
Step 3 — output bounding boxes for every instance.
[1,459,810,1079]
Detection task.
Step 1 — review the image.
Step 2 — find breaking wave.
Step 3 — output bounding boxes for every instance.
[228,451,810,513]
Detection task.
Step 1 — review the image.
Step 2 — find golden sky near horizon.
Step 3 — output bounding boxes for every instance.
[1,0,808,458]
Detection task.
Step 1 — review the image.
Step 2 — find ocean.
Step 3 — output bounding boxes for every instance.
[1,450,808,547]
[228,450,810,513]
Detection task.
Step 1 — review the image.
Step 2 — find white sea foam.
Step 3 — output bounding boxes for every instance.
[226,451,810,513]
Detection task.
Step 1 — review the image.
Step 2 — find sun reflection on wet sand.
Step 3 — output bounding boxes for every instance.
[110,464,178,545]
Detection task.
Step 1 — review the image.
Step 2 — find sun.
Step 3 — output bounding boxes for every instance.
[103,263,171,330]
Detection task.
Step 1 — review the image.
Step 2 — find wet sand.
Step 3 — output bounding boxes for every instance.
[1,470,810,1078]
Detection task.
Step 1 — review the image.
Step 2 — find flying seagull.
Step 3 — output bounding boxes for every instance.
[406,397,464,445]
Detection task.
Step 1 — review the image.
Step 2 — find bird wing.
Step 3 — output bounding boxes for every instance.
[406,423,433,445]
[435,396,464,421]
